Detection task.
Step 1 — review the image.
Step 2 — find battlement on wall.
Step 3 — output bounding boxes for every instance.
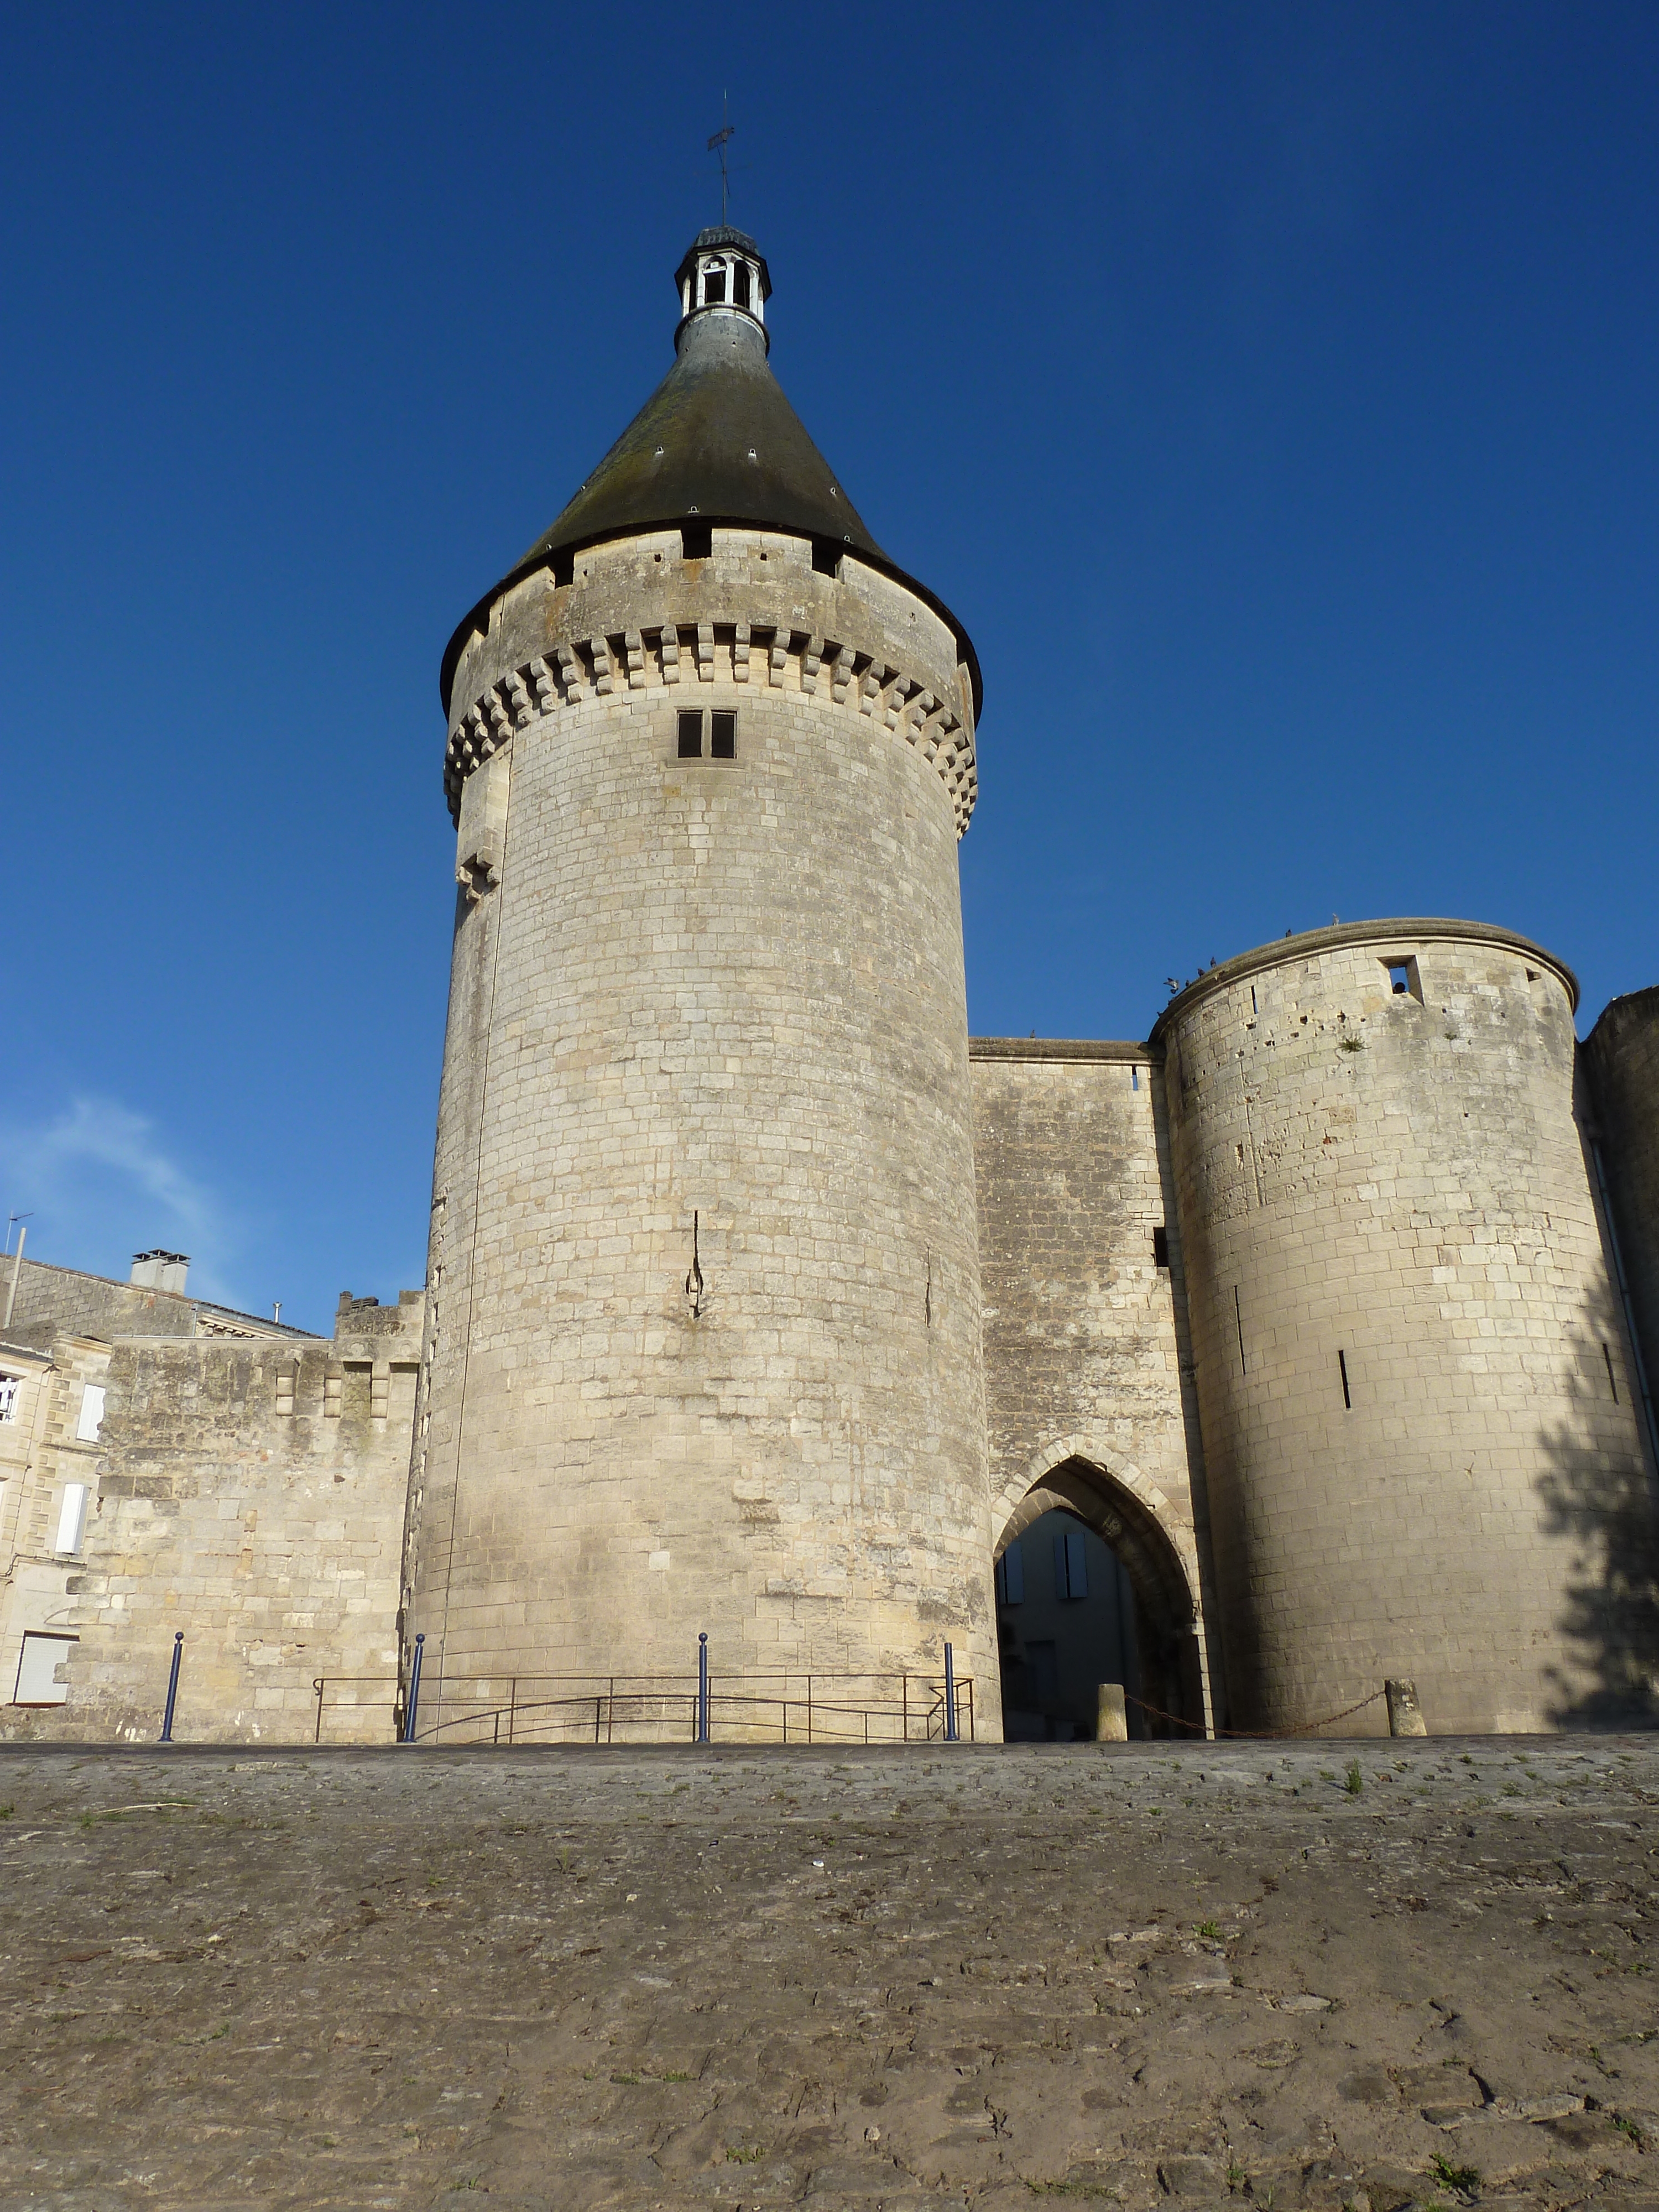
[444,529,978,837]
[333,1290,425,1345]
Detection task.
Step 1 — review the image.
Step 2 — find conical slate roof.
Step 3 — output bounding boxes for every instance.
[518,311,886,571]
[440,229,980,718]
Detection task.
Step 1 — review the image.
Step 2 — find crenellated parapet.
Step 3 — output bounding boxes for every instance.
[445,615,977,836]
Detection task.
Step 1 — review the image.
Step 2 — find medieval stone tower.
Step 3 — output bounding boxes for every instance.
[401,227,997,1727]
[1153,921,1654,1736]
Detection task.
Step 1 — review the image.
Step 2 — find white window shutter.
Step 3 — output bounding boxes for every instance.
[55,1481,89,1554]
[75,1384,106,1442]
[14,1632,77,1704]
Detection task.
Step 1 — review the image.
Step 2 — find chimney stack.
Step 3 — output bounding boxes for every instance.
[131,1250,190,1295]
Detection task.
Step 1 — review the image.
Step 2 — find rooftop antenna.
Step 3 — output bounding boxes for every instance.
[707,93,735,225]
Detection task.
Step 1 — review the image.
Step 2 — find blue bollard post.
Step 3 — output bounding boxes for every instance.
[401,1632,425,1744]
[159,1632,184,1744]
[943,1641,958,1743]
[697,1631,709,1744]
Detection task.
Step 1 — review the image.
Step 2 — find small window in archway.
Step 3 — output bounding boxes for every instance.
[1152,1225,1169,1269]
[995,1542,1025,1605]
[703,262,727,305]
[734,262,752,311]
[1055,1526,1088,1599]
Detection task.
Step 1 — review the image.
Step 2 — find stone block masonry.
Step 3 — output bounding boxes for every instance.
[1154,921,1651,1735]
[1,1288,424,1743]
[1583,981,1659,1442]
[970,1039,1222,1730]
[406,529,997,1731]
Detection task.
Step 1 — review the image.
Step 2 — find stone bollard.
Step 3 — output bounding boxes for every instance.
[1385,1678,1427,1737]
[1097,1683,1129,1742]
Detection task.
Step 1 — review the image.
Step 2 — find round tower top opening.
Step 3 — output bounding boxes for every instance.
[675,226,772,349]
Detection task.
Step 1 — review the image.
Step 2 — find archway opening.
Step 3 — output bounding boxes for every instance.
[997,1507,1143,1740]
[994,1457,1204,1740]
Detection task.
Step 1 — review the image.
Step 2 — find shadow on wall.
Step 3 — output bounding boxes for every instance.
[1536,1321,1659,1729]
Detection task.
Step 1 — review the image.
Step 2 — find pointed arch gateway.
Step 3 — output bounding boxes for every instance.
[994,1455,1210,1737]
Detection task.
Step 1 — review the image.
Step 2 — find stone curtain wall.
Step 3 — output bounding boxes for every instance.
[969,1043,1219,1723]
[7,1295,423,1745]
[1584,984,1659,1417]
[1156,922,1650,1735]
[406,529,995,1730]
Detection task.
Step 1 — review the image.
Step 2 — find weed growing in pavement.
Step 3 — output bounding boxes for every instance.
[1344,1761,1364,1796]
[1197,1920,1222,1941]
[1430,2153,1481,2195]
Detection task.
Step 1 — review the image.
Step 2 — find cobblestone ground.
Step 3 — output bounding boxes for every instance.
[2,1738,1657,2212]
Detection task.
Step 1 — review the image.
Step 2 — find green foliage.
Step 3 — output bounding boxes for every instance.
[1430,2153,1481,2194]
[1344,1760,1364,1796]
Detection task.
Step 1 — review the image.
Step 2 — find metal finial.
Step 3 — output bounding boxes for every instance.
[707,93,735,224]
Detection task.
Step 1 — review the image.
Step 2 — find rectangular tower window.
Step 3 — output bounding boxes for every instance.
[995,1541,1025,1606]
[681,523,712,560]
[1604,1342,1620,1403]
[1055,1526,1088,1600]
[677,709,704,758]
[0,1374,19,1423]
[1383,955,1421,1001]
[1152,1225,1170,1268]
[710,710,737,759]
[703,264,726,304]
[734,262,752,311]
[811,540,842,578]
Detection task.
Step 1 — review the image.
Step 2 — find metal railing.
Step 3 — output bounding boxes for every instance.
[307,1667,974,1747]
[311,1673,402,1743]
[414,1671,975,1747]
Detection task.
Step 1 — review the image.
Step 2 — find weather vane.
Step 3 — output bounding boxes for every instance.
[707,93,735,225]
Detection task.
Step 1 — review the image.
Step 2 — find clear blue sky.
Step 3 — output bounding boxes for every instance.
[6,3,1656,1331]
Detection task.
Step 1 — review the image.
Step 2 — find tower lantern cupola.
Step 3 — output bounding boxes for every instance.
[675,225,770,347]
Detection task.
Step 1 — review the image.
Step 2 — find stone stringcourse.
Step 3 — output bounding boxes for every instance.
[445,620,978,836]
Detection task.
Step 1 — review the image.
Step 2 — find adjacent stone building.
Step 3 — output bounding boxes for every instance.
[1,1257,420,1742]
[8,225,1657,1743]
